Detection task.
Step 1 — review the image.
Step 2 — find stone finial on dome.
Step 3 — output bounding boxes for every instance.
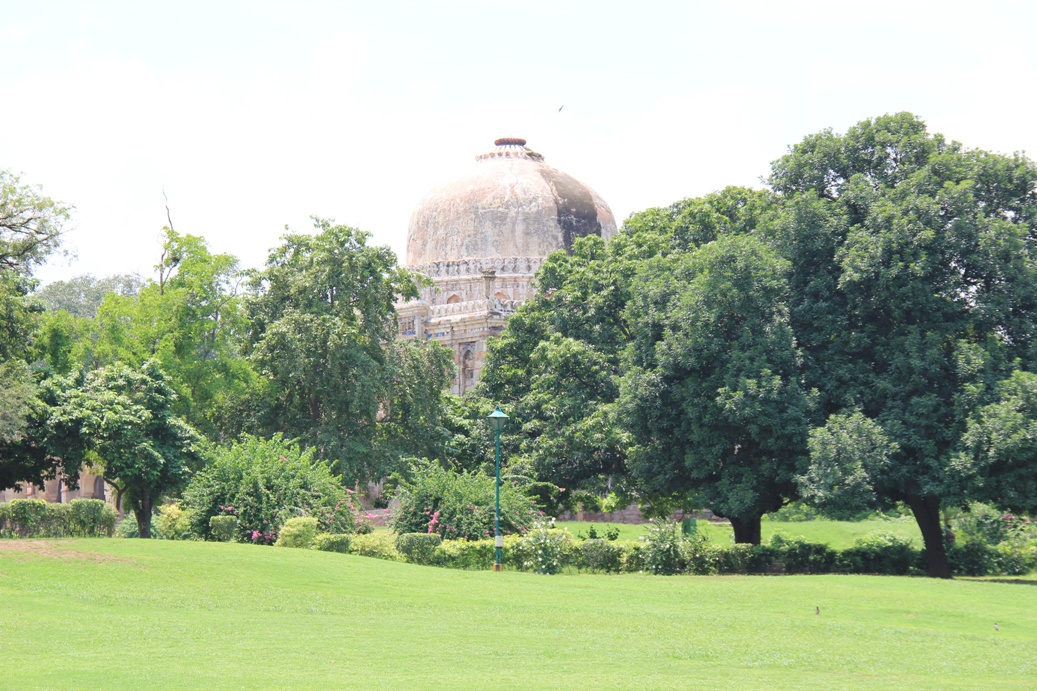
[477,137,544,162]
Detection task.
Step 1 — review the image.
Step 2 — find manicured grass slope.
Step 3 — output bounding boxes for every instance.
[1,539,1033,689]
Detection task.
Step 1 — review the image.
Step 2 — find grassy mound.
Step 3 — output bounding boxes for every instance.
[1,539,1033,688]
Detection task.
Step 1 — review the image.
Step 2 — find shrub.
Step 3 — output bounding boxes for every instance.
[208,515,238,542]
[993,541,1037,576]
[718,544,779,574]
[116,515,156,538]
[69,499,117,537]
[639,520,685,575]
[768,533,837,574]
[522,482,571,518]
[155,504,197,540]
[313,533,351,553]
[515,522,575,574]
[429,536,524,570]
[395,533,443,565]
[275,517,320,549]
[623,542,647,572]
[181,435,359,542]
[580,538,627,573]
[680,534,723,575]
[948,537,996,576]
[349,532,404,561]
[838,531,920,575]
[5,499,51,537]
[390,458,541,541]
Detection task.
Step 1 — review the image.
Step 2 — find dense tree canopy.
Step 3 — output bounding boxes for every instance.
[771,113,1037,576]
[49,361,203,537]
[621,235,812,543]
[245,218,442,484]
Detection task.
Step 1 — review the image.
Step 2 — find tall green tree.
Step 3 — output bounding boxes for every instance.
[621,235,812,542]
[0,169,70,490]
[49,361,202,537]
[244,219,419,483]
[86,229,257,439]
[480,187,773,498]
[771,113,1037,576]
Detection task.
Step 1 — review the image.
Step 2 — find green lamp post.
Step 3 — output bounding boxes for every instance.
[487,406,509,571]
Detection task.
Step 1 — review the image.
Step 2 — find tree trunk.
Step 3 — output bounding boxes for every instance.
[135,488,153,539]
[907,495,952,578]
[730,515,762,544]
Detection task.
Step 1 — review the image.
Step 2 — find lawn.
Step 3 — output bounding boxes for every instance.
[559,518,922,549]
[1,539,1034,689]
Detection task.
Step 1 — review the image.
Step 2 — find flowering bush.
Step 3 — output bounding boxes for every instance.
[639,520,685,575]
[181,435,359,543]
[515,521,575,574]
[390,458,540,541]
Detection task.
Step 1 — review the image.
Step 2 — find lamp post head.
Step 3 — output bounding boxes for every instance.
[487,406,509,433]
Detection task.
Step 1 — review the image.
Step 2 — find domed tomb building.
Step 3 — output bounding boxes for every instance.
[398,138,617,394]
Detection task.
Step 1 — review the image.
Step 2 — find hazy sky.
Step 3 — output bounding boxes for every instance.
[3,0,1035,284]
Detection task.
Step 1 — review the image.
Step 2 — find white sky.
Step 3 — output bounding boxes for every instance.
[3,0,1035,284]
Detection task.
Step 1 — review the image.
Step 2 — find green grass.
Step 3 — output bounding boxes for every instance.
[559,518,922,549]
[1,539,1034,689]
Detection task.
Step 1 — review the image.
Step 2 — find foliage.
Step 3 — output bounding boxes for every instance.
[0,498,115,538]
[34,273,142,319]
[275,517,320,549]
[578,538,626,573]
[390,458,540,540]
[766,533,838,574]
[244,219,421,484]
[767,112,1037,576]
[68,498,118,537]
[394,532,443,565]
[208,515,238,542]
[0,169,71,275]
[429,535,525,570]
[953,503,1036,546]
[622,234,812,543]
[48,360,203,537]
[515,521,575,574]
[85,229,258,440]
[312,532,352,553]
[182,434,359,543]
[348,532,403,561]
[155,503,197,540]
[638,520,686,575]
[837,532,921,575]
[522,481,571,518]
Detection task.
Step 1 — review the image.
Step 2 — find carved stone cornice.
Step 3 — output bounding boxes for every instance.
[410,256,543,279]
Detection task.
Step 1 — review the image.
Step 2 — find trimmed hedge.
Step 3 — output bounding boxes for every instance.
[313,533,351,553]
[0,499,116,538]
[209,515,238,542]
[275,517,320,549]
[395,533,442,565]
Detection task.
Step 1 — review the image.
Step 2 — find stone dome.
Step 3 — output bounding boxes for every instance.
[406,138,617,268]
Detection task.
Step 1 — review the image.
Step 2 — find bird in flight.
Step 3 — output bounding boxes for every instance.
[558,105,564,112]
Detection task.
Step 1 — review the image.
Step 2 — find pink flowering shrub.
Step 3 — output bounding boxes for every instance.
[182,434,360,543]
[390,458,540,540]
